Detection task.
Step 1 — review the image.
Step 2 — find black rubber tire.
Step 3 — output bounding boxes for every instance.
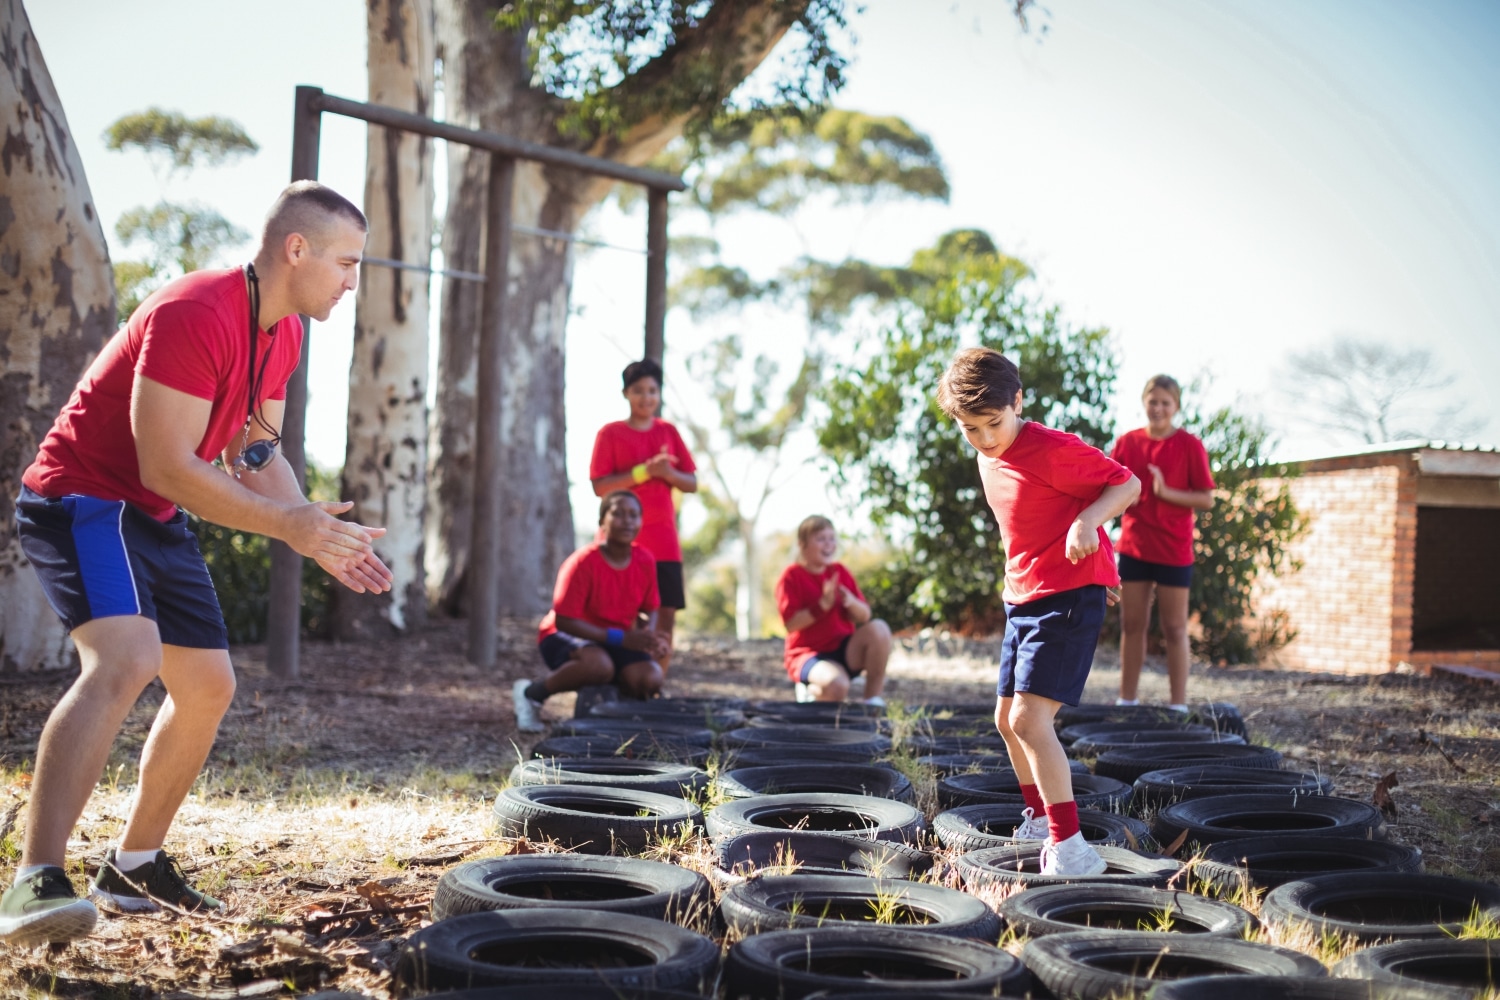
[720,726,892,755]
[1152,794,1386,852]
[715,764,914,804]
[392,909,720,995]
[892,715,998,736]
[903,734,1009,756]
[508,758,709,799]
[1333,938,1500,999]
[1131,765,1333,813]
[724,925,1028,998]
[1149,976,1460,1000]
[1059,721,1216,745]
[1195,835,1424,892]
[720,744,883,766]
[417,988,712,1000]
[719,874,1002,940]
[936,772,1130,811]
[529,734,712,767]
[431,855,711,927]
[956,843,1183,890]
[1092,743,1284,783]
[587,700,747,729]
[492,785,702,854]
[746,699,883,719]
[705,792,925,845]
[748,713,881,731]
[916,753,1014,777]
[998,882,1255,939]
[1189,701,1249,740]
[1022,929,1326,1000]
[714,830,933,880]
[551,719,717,745]
[1071,731,1246,755]
[933,804,1151,853]
[1260,872,1500,943]
[1054,703,1189,728]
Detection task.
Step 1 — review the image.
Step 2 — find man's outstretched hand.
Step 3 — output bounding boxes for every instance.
[284,500,394,594]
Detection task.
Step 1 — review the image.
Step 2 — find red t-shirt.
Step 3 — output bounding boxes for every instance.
[23,267,303,522]
[978,422,1134,606]
[538,543,661,641]
[1110,427,1215,567]
[776,561,864,680]
[588,419,697,562]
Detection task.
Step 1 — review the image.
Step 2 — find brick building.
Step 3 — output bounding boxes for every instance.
[1251,441,1500,676]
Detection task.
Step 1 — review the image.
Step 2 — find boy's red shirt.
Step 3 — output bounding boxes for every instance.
[1110,427,1215,567]
[977,421,1133,605]
[775,561,863,680]
[538,543,660,642]
[589,419,697,562]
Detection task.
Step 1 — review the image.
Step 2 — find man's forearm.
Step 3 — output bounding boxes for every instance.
[144,456,294,540]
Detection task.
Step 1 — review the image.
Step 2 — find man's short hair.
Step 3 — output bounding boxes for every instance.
[261,181,366,254]
[622,358,663,390]
[936,347,1023,417]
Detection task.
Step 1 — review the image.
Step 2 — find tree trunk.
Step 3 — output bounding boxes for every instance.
[0,0,117,671]
[735,518,762,640]
[335,0,436,638]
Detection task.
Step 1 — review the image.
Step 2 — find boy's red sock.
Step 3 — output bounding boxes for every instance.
[1019,783,1046,815]
[1046,800,1080,843]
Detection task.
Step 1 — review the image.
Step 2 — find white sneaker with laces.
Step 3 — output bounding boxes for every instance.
[512,679,544,733]
[1013,806,1049,841]
[1040,831,1107,876]
[794,682,813,703]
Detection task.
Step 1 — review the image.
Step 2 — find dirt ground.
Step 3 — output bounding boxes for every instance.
[2,619,1499,998]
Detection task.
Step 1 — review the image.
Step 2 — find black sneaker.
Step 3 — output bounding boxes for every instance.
[91,849,223,913]
[0,866,98,946]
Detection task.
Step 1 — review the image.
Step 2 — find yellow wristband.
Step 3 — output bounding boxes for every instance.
[631,463,650,484]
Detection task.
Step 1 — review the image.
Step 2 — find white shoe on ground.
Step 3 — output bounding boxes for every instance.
[1013,806,1049,841]
[794,682,812,703]
[1040,831,1107,876]
[512,679,544,733]
[863,695,885,708]
[1115,698,1139,706]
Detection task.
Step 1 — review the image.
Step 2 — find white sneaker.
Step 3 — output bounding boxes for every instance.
[794,682,813,703]
[1040,831,1107,876]
[512,679,544,733]
[863,695,885,708]
[1013,807,1049,841]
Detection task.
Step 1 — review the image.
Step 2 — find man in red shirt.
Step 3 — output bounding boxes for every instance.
[1,182,392,946]
[938,347,1139,877]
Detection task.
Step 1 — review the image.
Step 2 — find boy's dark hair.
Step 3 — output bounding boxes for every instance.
[936,347,1023,417]
[599,490,642,524]
[622,358,663,390]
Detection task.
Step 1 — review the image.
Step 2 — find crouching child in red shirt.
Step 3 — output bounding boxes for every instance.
[512,491,670,732]
[938,347,1140,875]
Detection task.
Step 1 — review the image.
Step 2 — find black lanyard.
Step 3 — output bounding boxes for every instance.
[244,264,277,437]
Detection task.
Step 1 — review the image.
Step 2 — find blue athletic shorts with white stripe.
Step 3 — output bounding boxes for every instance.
[15,485,229,649]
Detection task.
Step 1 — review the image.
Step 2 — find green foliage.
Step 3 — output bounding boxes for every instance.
[111,203,250,323]
[681,562,738,636]
[103,108,258,170]
[818,229,1117,631]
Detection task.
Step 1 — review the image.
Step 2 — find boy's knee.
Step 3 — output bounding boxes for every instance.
[619,661,662,699]
[814,675,850,702]
[574,648,616,687]
[865,619,892,644]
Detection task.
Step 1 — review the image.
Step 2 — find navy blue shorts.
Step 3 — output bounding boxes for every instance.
[997,585,1107,706]
[797,634,858,684]
[539,631,653,678]
[14,485,228,649]
[656,560,686,610]
[1118,553,1193,588]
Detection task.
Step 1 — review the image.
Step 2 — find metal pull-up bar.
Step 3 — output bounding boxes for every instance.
[265,85,685,678]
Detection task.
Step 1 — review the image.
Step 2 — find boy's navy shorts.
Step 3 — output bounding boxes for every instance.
[1118,553,1193,588]
[797,634,858,683]
[539,631,653,678]
[997,584,1107,706]
[14,485,229,649]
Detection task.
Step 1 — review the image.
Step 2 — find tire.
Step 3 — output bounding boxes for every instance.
[936,772,1130,811]
[1132,765,1332,814]
[1092,743,1284,784]
[417,988,713,1000]
[957,843,1183,890]
[392,909,719,995]
[530,735,712,767]
[903,734,1009,756]
[724,925,1029,998]
[746,699,883,719]
[1059,721,1216,746]
[715,764,914,804]
[720,726,892,756]
[1071,731,1246,755]
[1022,929,1326,1000]
[431,855,711,927]
[1055,703,1189,728]
[720,745,884,767]
[587,700,747,729]
[934,804,1151,853]
[895,715,998,736]
[1152,794,1386,852]
[714,830,933,880]
[492,785,702,854]
[1188,701,1249,740]
[508,758,709,799]
[1149,976,1460,1000]
[719,874,1002,940]
[1195,835,1424,892]
[748,713,881,731]
[706,793,925,845]
[998,882,1255,939]
[917,754,1014,777]
[1261,873,1500,943]
[552,719,717,746]
[1334,938,1500,999]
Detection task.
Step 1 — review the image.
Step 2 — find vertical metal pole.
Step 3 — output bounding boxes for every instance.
[467,153,515,666]
[266,86,323,680]
[644,188,668,366]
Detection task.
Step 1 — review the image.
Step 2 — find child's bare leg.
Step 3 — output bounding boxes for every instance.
[803,661,851,702]
[1117,581,1155,702]
[543,646,615,694]
[1157,585,1191,706]
[618,660,664,699]
[994,695,1035,785]
[1007,692,1073,806]
[656,607,676,675]
[846,619,891,698]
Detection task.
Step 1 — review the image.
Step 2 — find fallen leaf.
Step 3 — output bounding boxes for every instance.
[354,880,400,913]
[1373,770,1400,820]
[1163,828,1190,856]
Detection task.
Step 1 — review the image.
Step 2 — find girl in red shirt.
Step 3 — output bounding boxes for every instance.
[1110,375,1216,711]
[774,516,891,705]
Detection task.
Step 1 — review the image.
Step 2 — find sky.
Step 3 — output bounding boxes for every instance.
[26,0,1500,541]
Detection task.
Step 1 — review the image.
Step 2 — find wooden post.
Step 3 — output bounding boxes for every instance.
[266,86,323,679]
[644,188,668,366]
[467,153,515,666]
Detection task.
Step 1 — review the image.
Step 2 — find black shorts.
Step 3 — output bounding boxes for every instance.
[797,635,859,684]
[997,585,1106,707]
[1118,553,1193,589]
[14,485,228,649]
[656,560,685,610]
[539,631,653,678]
